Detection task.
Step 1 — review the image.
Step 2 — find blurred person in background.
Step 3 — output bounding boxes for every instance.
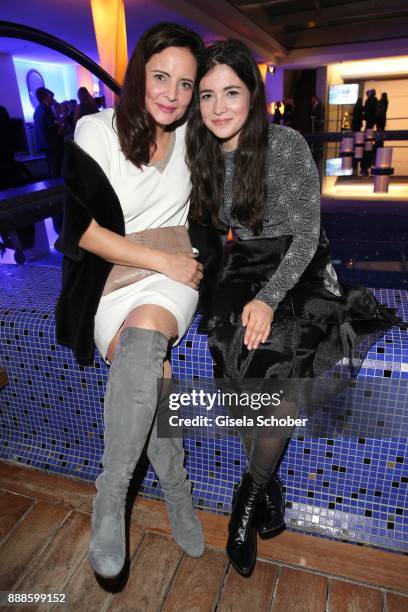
[282,98,294,127]
[309,95,323,132]
[364,89,378,129]
[73,86,99,127]
[273,101,282,124]
[33,87,64,233]
[33,87,64,180]
[351,97,363,132]
[375,92,389,131]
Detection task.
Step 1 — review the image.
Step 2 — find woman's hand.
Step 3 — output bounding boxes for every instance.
[162,251,204,290]
[78,222,203,289]
[241,299,274,350]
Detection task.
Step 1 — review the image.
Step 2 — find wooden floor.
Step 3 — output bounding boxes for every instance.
[0,461,407,612]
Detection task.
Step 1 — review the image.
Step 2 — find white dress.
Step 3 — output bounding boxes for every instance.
[74,109,198,362]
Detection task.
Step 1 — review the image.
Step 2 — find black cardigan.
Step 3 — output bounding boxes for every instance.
[55,141,125,364]
[55,141,223,365]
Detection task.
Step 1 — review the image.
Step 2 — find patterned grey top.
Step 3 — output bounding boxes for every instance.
[220,124,321,310]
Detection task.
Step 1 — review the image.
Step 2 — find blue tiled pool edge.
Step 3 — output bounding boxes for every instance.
[0,265,407,554]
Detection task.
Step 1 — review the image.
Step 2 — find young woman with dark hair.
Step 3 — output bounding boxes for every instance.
[56,22,205,579]
[186,40,404,577]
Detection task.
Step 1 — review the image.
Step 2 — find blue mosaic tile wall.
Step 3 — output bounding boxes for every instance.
[0,264,407,554]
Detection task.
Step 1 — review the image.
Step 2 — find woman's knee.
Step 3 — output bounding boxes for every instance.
[124,305,178,338]
[106,305,178,364]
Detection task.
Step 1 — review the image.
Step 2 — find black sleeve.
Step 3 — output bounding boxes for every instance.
[54,189,92,263]
[187,218,224,316]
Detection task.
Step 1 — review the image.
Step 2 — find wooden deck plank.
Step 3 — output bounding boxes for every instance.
[14,511,90,598]
[0,501,68,591]
[385,592,408,612]
[53,524,145,612]
[257,531,408,594]
[1,461,408,594]
[162,547,227,611]
[271,567,328,612]
[0,491,34,545]
[107,531,183,611]
[329,580,382,612]
[217,561,277,612]
[0,460,93,514]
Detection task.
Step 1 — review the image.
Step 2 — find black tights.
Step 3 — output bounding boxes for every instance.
[235,398,301,485]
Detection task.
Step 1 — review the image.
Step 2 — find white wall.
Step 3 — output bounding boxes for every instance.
[364,78,408,174]
[265,67,284,105]
[12,58,78,122]
[0,53,23,118]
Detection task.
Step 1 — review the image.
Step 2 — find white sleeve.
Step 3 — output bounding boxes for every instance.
[74,116,111,181]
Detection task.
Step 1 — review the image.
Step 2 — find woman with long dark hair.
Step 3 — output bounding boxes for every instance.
[186,40,404,577]
[55,23,205,579]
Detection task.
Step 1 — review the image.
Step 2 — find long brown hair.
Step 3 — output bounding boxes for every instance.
[115,22,204,168]
[186,40,268,234]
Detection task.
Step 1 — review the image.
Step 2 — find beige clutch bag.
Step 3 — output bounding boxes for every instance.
[102,225,192,296]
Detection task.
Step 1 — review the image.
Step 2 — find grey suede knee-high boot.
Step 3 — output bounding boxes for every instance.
[146,380,205,558]
[88,327,169,578]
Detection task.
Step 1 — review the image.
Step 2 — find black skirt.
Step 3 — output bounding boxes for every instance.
[199,227,405,382]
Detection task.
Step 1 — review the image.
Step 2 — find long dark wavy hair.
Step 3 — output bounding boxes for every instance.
[115,23,204,168]
[186,40,269,233]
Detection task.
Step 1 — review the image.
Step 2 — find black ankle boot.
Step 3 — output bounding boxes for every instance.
[256,473,286,540]
[226,471,265,577]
